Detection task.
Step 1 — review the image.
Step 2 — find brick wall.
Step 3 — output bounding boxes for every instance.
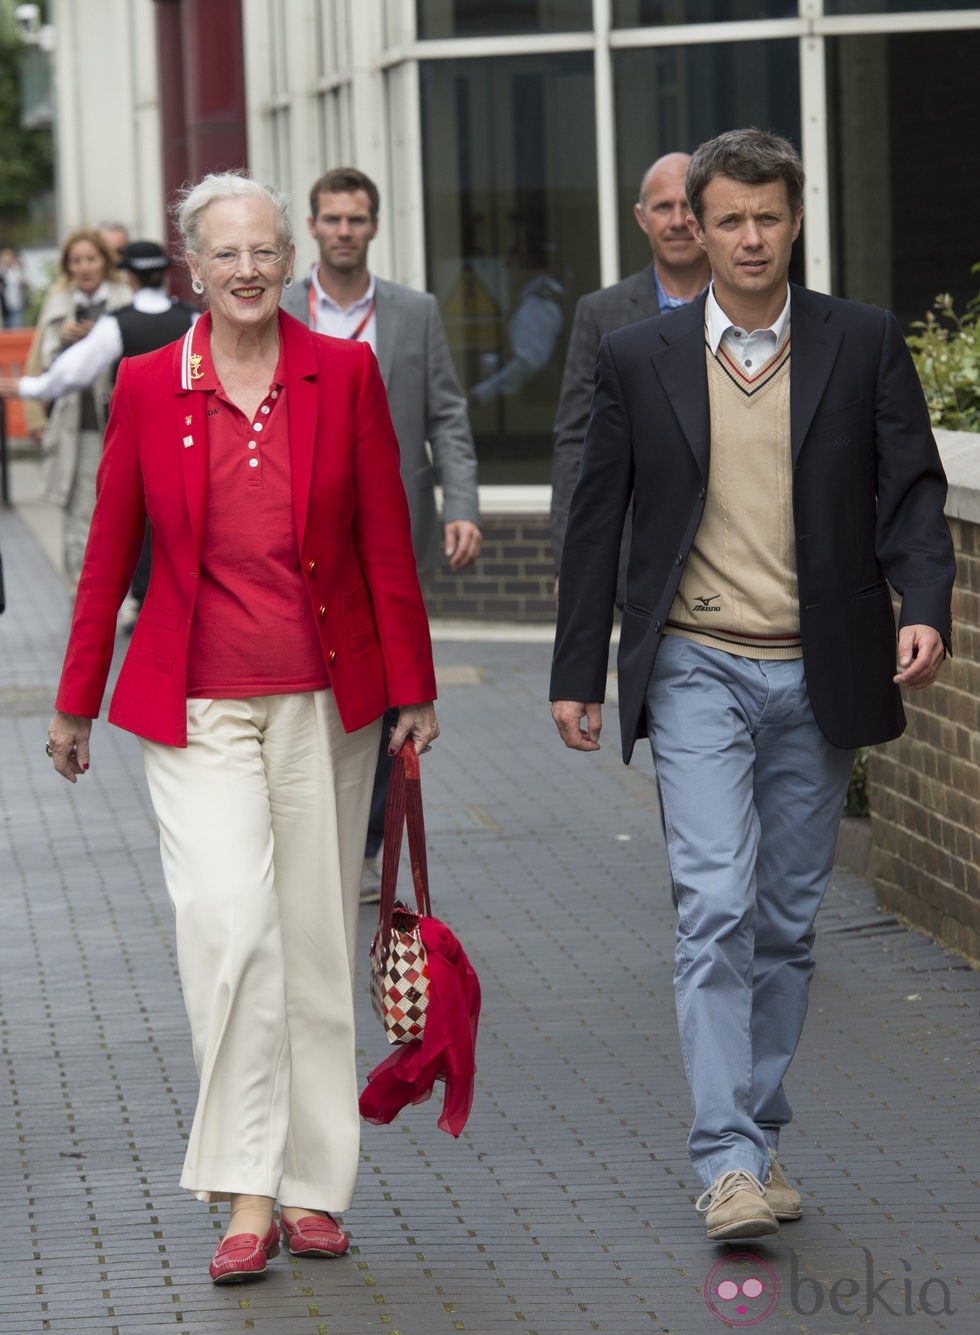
[870,432,980,965]
[421,495,556,623]
[423,455,980,965]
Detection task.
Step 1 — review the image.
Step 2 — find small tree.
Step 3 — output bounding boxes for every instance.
[0,1,55,243]
[907,266,980,433]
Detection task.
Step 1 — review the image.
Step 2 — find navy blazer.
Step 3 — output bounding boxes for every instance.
[550,284,955,761]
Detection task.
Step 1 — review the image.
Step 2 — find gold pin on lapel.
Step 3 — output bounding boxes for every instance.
[185,415,192,425]
[189,353,204,381]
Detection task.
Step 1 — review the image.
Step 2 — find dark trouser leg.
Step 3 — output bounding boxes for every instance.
[364,705,399,860]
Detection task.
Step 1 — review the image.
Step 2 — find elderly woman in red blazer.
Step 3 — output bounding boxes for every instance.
[46,171,439,1283]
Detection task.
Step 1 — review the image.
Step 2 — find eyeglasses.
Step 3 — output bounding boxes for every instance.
[206,246,286,270]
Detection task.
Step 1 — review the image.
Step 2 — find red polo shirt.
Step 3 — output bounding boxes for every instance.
[184,315,329,698]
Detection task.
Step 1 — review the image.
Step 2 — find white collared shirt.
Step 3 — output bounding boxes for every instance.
[706,283,791,372]
[18,288,193,401]
[307,265,377,352]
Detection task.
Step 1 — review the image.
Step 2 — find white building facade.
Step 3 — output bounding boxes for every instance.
[48,0,980,484]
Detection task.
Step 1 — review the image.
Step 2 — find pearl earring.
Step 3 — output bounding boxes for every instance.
[191,278,205,295]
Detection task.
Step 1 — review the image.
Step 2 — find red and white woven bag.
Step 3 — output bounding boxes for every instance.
[368,742,432,1044]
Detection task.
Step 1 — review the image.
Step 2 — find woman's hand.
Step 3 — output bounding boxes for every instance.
[46,711,93,782]
[61,318,94,345]
[388,702,440,756]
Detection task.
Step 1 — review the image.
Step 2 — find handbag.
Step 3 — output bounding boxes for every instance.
[360,740,481,1135]
[368,741,432,1044]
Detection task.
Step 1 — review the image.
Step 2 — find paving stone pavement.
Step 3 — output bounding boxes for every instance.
[1,504,978,1335]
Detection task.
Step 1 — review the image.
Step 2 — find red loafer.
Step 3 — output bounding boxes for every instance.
[279,1212,350,1258]
[209,1220,280,1283]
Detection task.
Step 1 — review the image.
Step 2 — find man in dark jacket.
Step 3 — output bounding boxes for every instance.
[551,152,710,584]
[550,129,954,1242]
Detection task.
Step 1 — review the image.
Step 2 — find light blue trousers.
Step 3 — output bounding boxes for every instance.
[645,637,854,1188]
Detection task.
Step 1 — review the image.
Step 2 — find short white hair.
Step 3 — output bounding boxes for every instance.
[174,171,293,257]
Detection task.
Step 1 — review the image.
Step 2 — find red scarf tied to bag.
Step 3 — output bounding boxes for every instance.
[359,742,481,1137]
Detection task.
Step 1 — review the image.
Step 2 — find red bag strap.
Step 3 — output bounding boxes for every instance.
[378,740,432,943]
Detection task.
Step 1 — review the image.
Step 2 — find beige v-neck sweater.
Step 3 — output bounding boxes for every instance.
[665,334,802,659]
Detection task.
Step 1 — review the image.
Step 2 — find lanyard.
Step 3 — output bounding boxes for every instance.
[307,279,375,341]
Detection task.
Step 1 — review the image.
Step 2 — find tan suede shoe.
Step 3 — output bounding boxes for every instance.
[764,1150,803,1220]
[695,1169,778,1240]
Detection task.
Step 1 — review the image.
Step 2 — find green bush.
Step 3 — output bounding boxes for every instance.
[907,265,980,432]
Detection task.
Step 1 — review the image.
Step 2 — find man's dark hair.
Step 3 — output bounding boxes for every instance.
[685,129,805,227]
[308,168,380,221]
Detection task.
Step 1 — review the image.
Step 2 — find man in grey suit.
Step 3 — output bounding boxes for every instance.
[282,166,481,896]
[551,153,710,580]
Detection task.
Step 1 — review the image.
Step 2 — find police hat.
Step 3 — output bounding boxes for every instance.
[117,241,172,272]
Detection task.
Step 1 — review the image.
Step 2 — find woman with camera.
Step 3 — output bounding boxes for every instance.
[30,228,131,584]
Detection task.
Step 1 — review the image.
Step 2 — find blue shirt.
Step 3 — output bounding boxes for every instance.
[654,266,702,314]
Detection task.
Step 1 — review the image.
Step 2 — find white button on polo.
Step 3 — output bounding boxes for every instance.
[248,441,257,449]
[249,458,259,468]
[253,422,263,432]
[270,390,279,398]
[261,405,270,414]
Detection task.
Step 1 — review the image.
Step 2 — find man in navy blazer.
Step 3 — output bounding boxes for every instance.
[551,130,954,1241]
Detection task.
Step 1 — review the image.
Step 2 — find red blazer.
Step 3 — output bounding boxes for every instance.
[56,312,437,746]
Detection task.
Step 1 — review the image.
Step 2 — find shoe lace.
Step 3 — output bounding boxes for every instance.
[695,1169,765,1214]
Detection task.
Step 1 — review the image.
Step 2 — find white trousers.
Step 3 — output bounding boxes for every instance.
[140,691,380,1209]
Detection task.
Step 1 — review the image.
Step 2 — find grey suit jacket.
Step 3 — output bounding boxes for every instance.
[282,274,479,572]
[550,265,662,567]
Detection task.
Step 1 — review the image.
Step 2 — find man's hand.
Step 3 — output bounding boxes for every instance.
[893,624,946,689]
[551,700,602,751]
[47,710,92,782]
[444,521,482,571]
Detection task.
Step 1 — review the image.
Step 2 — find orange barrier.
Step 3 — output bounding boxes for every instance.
[0,327,37,439]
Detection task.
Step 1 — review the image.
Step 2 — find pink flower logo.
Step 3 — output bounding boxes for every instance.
[704,1253,780,1326]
